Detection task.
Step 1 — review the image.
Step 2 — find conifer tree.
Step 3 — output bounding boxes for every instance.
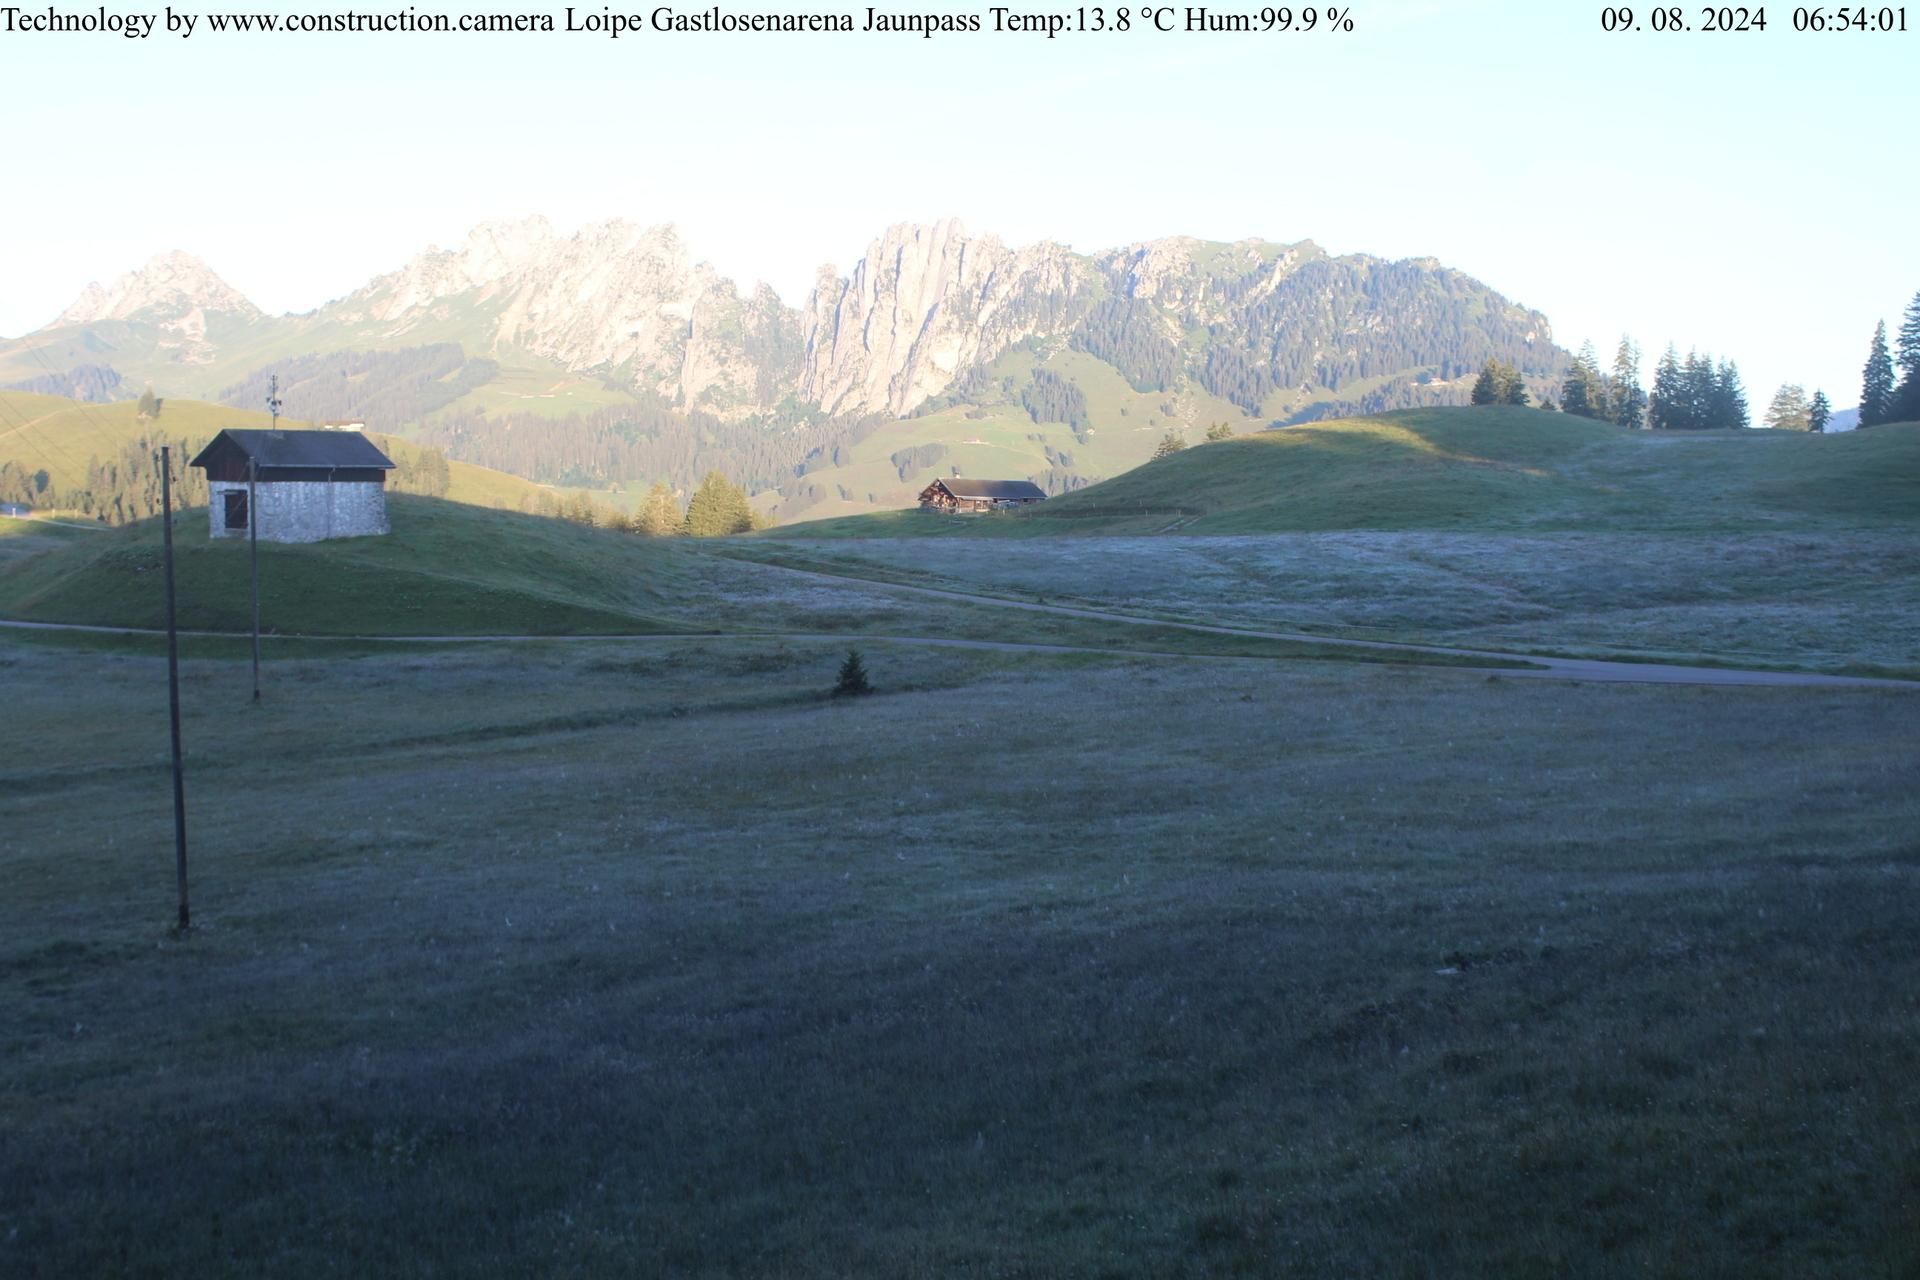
[1470,361,1500,405]
[632,481,682,536]
[1713,360,1749,429]
[1892,291,1920,422]
[1678,351,1714,430]
[1559,361,1588,418]
[1560,342,1606,419]
[1560,373,1590,417]
[1609,338,1645,429]
[1500,364,1530,406]
[834,649,872,697]
[1470,359,1529,407]
[682,471,753,536]
[1808,389,1832,433]
[1861,321,1895,427]
[1763,384,1810,432]
[1649,345,1683,431]
[1685,352,1710,428]
[1152,429,1188,459]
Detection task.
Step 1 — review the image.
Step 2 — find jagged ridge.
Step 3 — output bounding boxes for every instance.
[21,217,1563,425]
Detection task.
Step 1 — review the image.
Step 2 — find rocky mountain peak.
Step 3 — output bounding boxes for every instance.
[800,219,1090,417]
[54,251,261,328]
[451,216,559,286]
[21,217,1564,431]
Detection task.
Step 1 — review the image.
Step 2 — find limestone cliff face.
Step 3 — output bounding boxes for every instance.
[798,220,1093,417]
[54,251,261,364]
[330,218,789,416]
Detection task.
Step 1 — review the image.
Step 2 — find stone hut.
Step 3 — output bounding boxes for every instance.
[189,429,396,543]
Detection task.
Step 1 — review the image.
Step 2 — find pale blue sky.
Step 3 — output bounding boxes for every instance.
[2,0,1914,406]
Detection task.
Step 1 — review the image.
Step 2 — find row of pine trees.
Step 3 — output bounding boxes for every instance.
[1471,339,1714,429]
[1551,340,1750,430]
[1473,287,1920,433]
[1858,291,1920,428]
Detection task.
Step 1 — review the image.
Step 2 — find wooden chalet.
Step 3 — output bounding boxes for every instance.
[918,477,1049,514]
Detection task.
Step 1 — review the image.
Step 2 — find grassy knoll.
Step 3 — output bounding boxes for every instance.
[0,497,686,636]
[726,530,1920,676]
[777,409,1920,537]
[2,634,1917,1275]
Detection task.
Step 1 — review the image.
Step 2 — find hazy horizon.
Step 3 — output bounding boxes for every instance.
[3,0,1915,406]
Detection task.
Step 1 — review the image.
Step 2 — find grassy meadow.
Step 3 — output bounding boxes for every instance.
[725,530,1920,676]
[747,409,1920,676]
[4,407,1919,1274]
[0,498,1516,673]
[4,632,1920,1277]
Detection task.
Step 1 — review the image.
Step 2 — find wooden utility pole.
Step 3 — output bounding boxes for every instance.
[251,374,279,702]
[248,455,260,701]
[159,446,190,931]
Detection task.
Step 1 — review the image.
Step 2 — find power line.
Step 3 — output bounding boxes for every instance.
[20,339,123,443]
[5,341,204,521]
[0,393,85,494]
[7,344,116,482]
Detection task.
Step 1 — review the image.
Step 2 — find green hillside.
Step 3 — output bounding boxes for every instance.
[0,390,576,515]
[776,409,1920,537]
[0,496,686,636]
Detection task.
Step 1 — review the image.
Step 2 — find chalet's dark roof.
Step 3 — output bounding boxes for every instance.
[189,429,394,471]
[935,478,1048,501]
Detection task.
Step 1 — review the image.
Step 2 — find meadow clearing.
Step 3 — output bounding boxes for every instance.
[3,629,1918,1277]
[4,411,1918,1274]
[726,530,1920,676]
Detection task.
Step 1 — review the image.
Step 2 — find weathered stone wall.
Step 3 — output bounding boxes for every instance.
[208,480,389,543]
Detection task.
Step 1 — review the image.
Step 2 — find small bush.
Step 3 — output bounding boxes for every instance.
[833,649,872,697]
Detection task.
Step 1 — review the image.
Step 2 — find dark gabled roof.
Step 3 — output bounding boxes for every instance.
[189,429,394,470]
[936,478,1048,501]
